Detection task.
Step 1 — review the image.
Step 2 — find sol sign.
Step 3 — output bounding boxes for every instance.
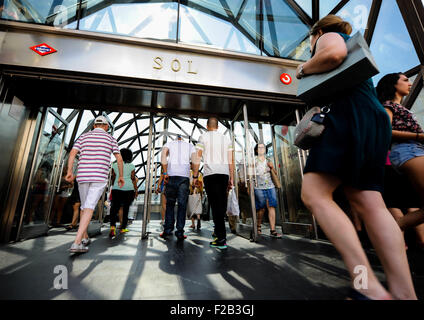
[280,73,292,85]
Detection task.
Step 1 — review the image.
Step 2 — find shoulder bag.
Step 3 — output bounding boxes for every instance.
[294,106,330,150]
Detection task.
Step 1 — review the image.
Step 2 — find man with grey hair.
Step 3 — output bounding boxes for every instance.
[192,117,234,250]
[66,116,124,253]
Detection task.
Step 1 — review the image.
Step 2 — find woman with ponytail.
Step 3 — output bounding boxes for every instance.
[297,15,416,299]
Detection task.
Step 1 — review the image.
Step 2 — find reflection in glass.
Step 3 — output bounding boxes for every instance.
[274,125,312,224]
[0,0,78,28]
[24,112,66,226]
[410,83,424,129]
[319,0,340,18]
[232,117,257,240]
[370,0,420,85]
[262,0,309,58]
[337,0,372,35]
[179,1,260,54]
[79,0,178,41]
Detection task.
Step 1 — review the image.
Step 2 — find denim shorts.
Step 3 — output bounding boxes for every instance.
[254,188,277,209]
[389,140,424,169]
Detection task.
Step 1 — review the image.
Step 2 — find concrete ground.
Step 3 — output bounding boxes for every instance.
[0,219,423,300]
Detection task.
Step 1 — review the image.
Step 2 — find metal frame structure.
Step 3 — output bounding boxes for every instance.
[3,1,422,105]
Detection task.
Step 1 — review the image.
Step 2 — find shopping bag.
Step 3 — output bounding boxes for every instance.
[297,32,379,104]
[226,187,240,216]
[186,190,202,218]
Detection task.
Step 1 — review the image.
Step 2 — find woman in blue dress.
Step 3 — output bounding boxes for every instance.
[296,15,416,299]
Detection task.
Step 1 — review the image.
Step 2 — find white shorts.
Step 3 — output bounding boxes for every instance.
[78,181,108,210]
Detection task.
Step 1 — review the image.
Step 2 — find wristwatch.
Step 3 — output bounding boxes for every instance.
[298,64,305,78]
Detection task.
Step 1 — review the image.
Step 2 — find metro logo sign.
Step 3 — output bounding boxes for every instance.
[29,43,57,56]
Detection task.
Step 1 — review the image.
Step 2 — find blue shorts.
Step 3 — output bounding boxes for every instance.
[254,188,277,209]
[389,141,424,169]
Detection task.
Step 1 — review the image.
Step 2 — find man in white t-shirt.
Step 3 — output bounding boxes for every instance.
[160,135,195,240]
[192,117,234,250]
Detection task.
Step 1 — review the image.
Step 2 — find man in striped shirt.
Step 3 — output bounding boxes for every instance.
[66,116,124,253]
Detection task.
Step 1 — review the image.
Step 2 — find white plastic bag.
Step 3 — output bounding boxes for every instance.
[226,187,240,216]
[186,190,202,218]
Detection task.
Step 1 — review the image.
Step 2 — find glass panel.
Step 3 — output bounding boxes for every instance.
[370,0,420,85]
[274,125,312,225]
[410,81,424,129]
[0,0,79,28]
[262,0,309,58]
[187,0,227,16]
[79,0,178,42]
[286,36,310,61]
[179,2,260,55]
[233,114,254,240]
[294,0,312,17]
[319,0,340,18]
[336,0,372,35]
[23,110,67,226]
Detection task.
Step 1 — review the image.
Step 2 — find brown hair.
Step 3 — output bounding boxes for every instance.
[309,14,352,36]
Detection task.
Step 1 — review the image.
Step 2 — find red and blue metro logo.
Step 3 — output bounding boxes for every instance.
[29,43,57,56]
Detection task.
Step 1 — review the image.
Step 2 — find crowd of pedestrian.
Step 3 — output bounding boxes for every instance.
[58,14,424,300]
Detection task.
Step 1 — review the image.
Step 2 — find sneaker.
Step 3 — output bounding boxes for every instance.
[176,234,187,241]
[120,228,129,233]
[210,239,228,250]
[82,238,91,246]
[159,231,170,239]
[109,226,116,238]
[69,242,89,253]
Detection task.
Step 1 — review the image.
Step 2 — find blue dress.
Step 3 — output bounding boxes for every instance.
[303,33,392,193]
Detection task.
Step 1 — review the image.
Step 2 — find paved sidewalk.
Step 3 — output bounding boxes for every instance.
[0,220,423,300]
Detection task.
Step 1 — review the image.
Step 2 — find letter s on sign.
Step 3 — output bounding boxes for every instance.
[154,57,163,70]
[280,73,292,85]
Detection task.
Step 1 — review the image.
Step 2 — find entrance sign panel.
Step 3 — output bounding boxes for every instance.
[0,29,299,97]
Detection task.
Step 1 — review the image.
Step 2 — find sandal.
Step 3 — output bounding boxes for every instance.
[257,225,262,235]
[270,230,282,238]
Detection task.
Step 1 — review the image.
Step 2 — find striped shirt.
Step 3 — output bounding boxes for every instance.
[73,128,120,183]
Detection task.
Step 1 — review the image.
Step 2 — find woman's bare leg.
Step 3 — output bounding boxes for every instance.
[388,208,407,249]
[256,208,265,234]
[71,202,80,227]
[267,206,277,231]
[345,188,417,299]
[351,209,363,232]
[302,173,392,299]
[397,157,424,229]
[406,208,424,247]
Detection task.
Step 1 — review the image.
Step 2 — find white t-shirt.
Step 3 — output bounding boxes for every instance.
[196,131,233,177]
[163,140,195,178]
